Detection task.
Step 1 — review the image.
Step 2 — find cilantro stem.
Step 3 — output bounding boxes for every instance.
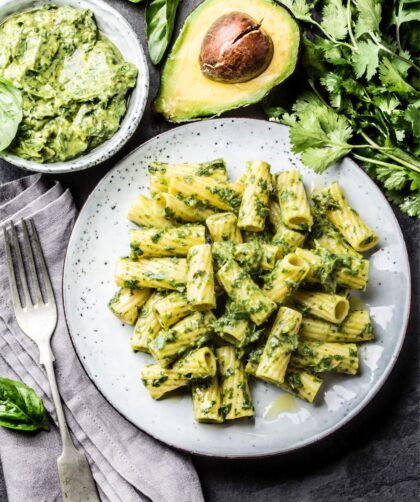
[352,153,407,171]
[360,131,420,172]
[346,0,358,50]
[303,17,354,50]
[368,32,420,73]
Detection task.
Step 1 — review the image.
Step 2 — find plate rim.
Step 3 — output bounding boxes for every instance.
[62,117,412,459]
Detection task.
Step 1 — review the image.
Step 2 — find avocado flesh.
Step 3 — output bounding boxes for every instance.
[154,0,300,122]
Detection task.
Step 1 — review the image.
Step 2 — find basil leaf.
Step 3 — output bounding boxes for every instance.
[146,0,181,65]
[0,77,22,152]
[0,377,49,431]
[128,0,145,3]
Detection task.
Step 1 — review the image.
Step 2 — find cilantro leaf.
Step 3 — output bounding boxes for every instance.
[399,192,420,217]
[280,0,314,22]
[391,2,420,27]
[408,171,420,190]
[351,40,380,80]
[376,167,408,190]
[290,103,353,172]
[321,0,348,40]
[354,0,382,38]
[405,104,420,138]
[379,57,416,93]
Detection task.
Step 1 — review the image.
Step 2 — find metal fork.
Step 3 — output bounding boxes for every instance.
[3,219,100,502]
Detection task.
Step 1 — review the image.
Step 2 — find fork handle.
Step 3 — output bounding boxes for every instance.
[40,342,73,450]
[40,342,100,501]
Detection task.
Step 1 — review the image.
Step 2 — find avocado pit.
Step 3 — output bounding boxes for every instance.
[199,12,274,84]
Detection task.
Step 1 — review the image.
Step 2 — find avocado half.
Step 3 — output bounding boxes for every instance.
[154,0,300,122]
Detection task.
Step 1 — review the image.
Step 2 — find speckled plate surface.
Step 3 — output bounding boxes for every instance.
[63,119,411,458]
[0,0,149,173]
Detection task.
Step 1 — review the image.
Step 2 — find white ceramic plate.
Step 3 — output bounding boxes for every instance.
[0,0,149,173]
[63,119,411,457]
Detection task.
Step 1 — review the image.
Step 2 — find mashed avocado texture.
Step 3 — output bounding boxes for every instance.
[0,4,138,163]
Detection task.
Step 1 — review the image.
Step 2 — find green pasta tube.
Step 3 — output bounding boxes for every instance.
[211,241,235,269]
[149,311,216,366]
[294,291,349,324]
[277,170,313,231]
[192,376,223,423]
[245,347,322,403]
[115,257,188,291]
[153,291,193,328]
[301,311,374,342]
[268,199,283,232]
[148,159,228,195]
[234,242,278,272]
[130,224,206,258]
[212,305,258,346]
[313,183,378,252]
[141,363,188,399]
[217,259,276,326]
[108,287,151,325]
[295,247,369,291]
[154,192,219,222]
[256,307,302,385]
[272,223,306,260]
[280,367,323,403]
[291,340,359,375]
[238,160,271,231]
[186,244,216,310]
[216,346,254,420]
[128,194,175,228]
[206,212,243,243]
[172,347,217,379]
[263,253,310,303]
[168,174,243,212]
[131,291,167,352]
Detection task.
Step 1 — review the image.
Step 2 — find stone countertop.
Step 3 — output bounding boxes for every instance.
[0,1,418,501]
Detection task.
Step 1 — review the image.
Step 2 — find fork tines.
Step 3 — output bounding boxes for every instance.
[2,219,55,311]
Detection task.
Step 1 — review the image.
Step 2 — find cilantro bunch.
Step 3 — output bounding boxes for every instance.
[264,0,420,217]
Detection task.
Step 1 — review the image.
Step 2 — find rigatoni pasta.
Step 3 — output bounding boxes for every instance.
[277,170,313,231]
[148,311,216,365]
[154,192,219,222]
[216,346,254,420]
[291,340,359,375]
[300,311,373,342]
[153,291,193,328]
[294,291,349,324]
[272,223,306,259]
[130,225,205,258]
[186,244,216,310]
[148,159,228,195]
[217,259,276,325]
[115,257,188,291]
[128,195,175,228]
[314,182,378,252]
[110,157,377,423]
[206,212,243,243]
[131,290,167,352]
[263,253,310,303]
[108,287,151,325]
[192,376,223,423]
[256,307,302,385]
[169,174,242,212]
[238,160,271,231]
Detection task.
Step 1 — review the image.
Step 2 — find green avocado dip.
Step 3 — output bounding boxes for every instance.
[0,4,138,163]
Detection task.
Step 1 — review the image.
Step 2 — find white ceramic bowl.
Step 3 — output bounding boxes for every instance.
[0,0,149,173]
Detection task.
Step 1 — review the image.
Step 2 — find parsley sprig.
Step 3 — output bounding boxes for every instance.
[265,0,420,217]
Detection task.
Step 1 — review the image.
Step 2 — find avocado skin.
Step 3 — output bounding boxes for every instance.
[154,0,301,123]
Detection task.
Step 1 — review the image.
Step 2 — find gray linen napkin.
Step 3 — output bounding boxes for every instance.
[0,175,204,502]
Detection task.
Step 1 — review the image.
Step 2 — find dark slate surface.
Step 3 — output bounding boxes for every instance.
[0,1,418,501]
